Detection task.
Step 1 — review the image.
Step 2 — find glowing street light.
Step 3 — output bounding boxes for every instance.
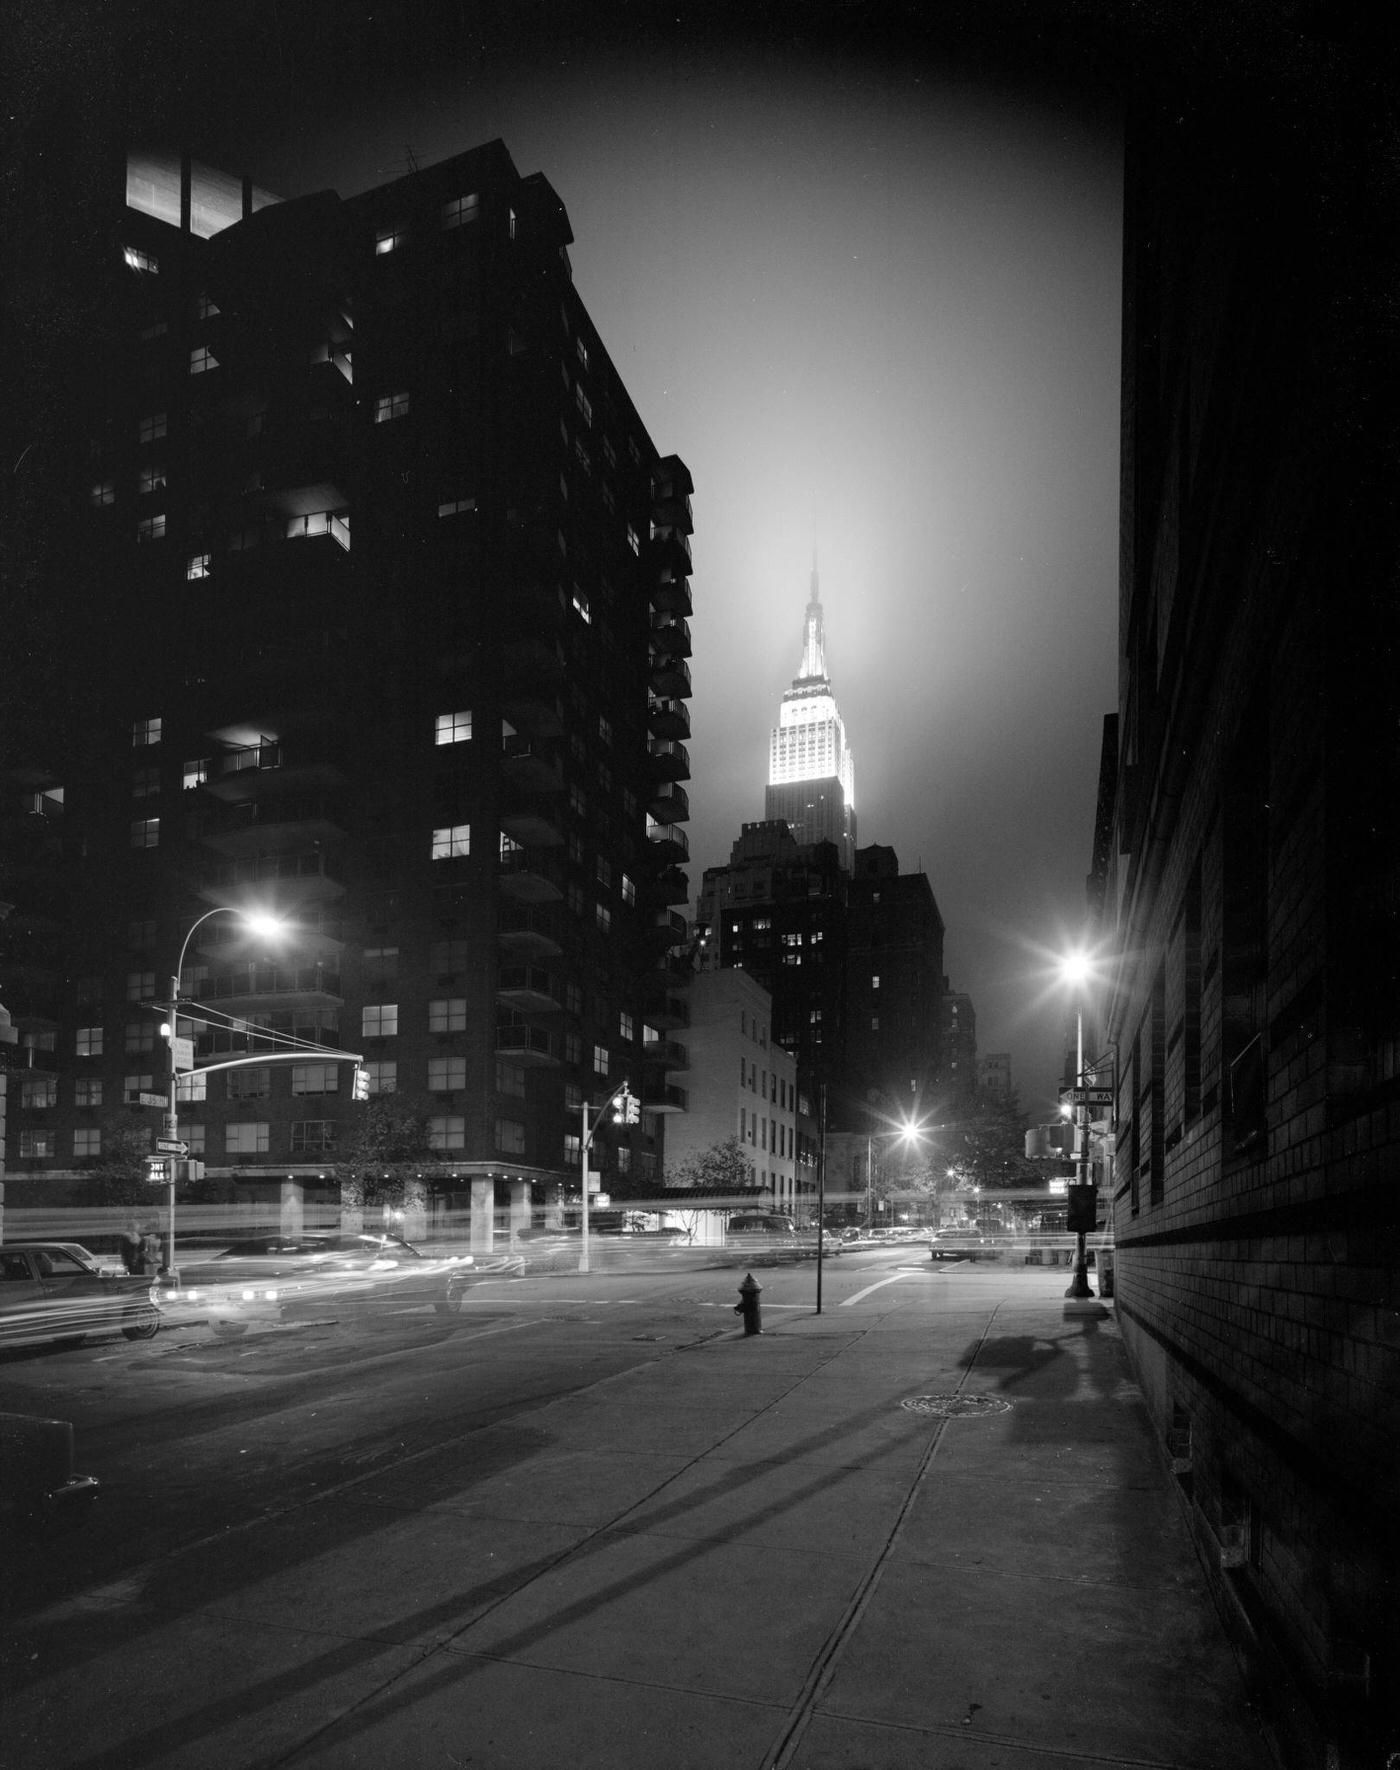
[157,907,291,1278]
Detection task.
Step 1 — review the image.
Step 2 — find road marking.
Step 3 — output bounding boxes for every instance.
[841,1269,931,1306]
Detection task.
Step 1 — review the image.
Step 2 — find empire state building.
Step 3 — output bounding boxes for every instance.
[765,559,856,870]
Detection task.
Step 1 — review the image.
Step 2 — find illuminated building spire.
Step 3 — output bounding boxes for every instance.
[765,556,856,869]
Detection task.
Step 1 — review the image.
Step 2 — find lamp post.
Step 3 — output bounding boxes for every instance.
[578,1077,632,1275]
[1059,950,1096,1301]
[160,907,288,1280]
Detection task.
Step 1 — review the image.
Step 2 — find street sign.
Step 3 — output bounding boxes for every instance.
[170,1036,195,1073]
[592,1193,610,1208]
[129,1091,168,1109]
[156,1138,189,1156]
[1059,1086,1115,1107]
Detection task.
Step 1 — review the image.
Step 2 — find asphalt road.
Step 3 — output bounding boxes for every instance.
[0,1244,939,1615]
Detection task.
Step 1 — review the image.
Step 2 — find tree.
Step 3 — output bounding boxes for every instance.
[664,1135,754,1193]
[82,1111,160,1209]
[334,1092,438,1219]
[904,1085,1046,1222]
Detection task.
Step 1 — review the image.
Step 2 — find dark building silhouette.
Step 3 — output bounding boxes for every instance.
[0,142,694,1245]
[1103,39,1397,1770]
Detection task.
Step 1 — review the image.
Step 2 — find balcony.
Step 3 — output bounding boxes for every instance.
[643,1082,688,1115]
[494,1022,561,1066]
[501,634,565,689]
[501,731,565,793]
[650,908,688,947]
[642,987,690,1029]
[650,655,691,700]
[642,1034,688,1070]
[205,750,346,804]
[647,694,691,740]
[501,689,564,738]
[497,845,565,903]
[204,850,346,903]
[649,613,692,660]
[194,1022,344,1061]
[646,864,689,906]
[203,798,346,857]
[196,911,344,960]
[499,796,566,849]
[651,575,692,619]
[496,964,563,1012]
[651,486,693,537]
[647,737,690,781]
[201,965,343,1012]
[646,819,689,863]
[649,525,693,578]
[496,903,565,958]
[648,781,689,825]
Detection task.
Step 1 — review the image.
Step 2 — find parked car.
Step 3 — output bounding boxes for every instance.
[170,1234,474,1337]
[929,1227,1012,1262]
[0,1243,161,1350]
[725,1212,801,1260]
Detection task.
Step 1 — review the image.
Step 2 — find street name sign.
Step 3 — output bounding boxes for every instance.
[1060,1086,1115,1107]
[130,1091,168,1109]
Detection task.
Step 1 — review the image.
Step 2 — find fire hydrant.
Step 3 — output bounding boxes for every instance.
[734,1271,762,1336]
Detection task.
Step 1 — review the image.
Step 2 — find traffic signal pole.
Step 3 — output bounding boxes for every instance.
[579,1078,633,1274]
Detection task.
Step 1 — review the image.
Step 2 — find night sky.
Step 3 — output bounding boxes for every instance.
[11,0,1138,1112]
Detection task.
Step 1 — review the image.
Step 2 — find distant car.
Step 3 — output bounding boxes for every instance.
[0,1243,162,1350]
[726,1213,801,1261]
[170,1234,474,1337]
[929,1227,1010,1262]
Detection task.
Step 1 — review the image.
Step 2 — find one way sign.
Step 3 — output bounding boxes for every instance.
[1059,1086,1115,1108]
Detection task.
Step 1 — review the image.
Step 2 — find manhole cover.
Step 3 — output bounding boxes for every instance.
[901,1394,1012,1418]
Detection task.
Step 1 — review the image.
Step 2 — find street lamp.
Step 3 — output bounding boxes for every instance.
[578,1077,633,1275]
[1058,949,1097,1301]
[864,1119,924,1232]
[159,906,289,1278]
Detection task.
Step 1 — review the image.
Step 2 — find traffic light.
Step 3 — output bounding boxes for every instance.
[174,1160,206,1184]
[613,1086,641,1124]
[352,1065,371,1101]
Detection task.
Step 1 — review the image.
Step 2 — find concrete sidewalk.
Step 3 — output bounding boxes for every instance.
[7,1270,1278,1770]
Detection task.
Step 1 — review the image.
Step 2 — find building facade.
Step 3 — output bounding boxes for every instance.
[1103,51,1397,1770]
[664,970,799,1212]
[765,558,856,870]
[1,142,694,1245]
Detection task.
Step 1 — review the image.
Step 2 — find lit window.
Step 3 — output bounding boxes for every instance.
[374,228,403,256]
[374,391,410,423]
[432,824,471,860]
[74,1078,102,1107]
[187,553,210,580]
[189,346,218,374]
[125,971,156,1001]
[225,1122,269,1155]
[564,1132,581,1168]
[183,758,208,789]
[363,1060,397,1094]
[429,1115,465,1151]
[291,1063,339,1095]
[74,1128,102,1159]
[435,710,472,745]
[123,246,157,273]
[619,1012,634,1042]
[21,1077,58,1108]
[197,294,220,319]
[575,386,592,426]
[508,208,517,240]
[621,873,636,906]
[131,766,159,798]
[576,339,589,370]
[176,1071,207,1103]
[362,1004,398,1037]
[871,974,880,990]
[285,511,332,539]
[291,1121,335,1153]
[626,525,640,556]
[19,1131,54,1158]
[139,464,166,495]
[596,904,611,934]
[90,479,116,507]
[495,1117,525,1154]
[442,194,479,228]
[137,514,166,541]
[428,997,467,1034]
[428,1056,466,1091]
[130,817,160,849]
[593,1044,609,1077]
[572,589,591,623]
[438,497,476,517]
